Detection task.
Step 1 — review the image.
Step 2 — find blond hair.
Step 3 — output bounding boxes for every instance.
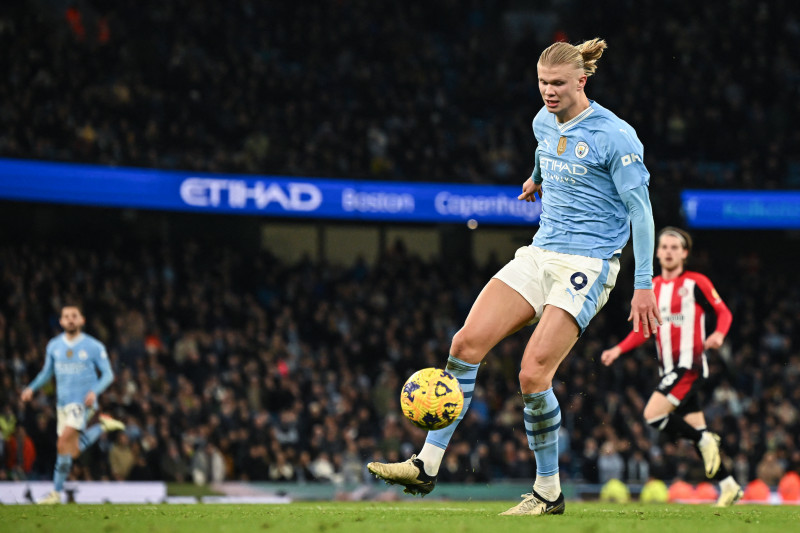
[658,226,693,253]
[538,38,608,77]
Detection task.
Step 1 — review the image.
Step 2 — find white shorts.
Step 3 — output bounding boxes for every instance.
[493,245,620,334]
[57,403,91,436]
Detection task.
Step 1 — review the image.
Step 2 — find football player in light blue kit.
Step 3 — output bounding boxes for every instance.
[21,305,125,504]
[368,38,662,516]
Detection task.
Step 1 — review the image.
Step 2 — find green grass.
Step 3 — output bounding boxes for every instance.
[2,502,798,533]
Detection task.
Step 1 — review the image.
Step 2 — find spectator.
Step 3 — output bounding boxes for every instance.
[756,451,786,487]
[597,441,625,484]
[109,433,135,481]
[160,440,189,483]
[5,426,36,478]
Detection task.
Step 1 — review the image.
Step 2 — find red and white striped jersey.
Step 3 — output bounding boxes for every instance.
[616,270,732,376]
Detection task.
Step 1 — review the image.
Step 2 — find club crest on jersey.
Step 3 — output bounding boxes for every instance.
[678,287,690,297]
[79,350,88,360]
[557,136,567,155]
[575,141,589,159]
[66,349,73,359]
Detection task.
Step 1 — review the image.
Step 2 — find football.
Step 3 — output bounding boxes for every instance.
[400,368,464,430]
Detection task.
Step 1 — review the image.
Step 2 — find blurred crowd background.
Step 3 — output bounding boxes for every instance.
[1,228,797,488]
[1,0,799,492]
[2,1,799,192]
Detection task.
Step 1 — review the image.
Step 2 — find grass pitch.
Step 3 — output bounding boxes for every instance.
[2,502,798,533]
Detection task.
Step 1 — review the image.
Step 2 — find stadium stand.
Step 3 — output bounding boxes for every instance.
[0,0,798,493]
[0,215,798,487]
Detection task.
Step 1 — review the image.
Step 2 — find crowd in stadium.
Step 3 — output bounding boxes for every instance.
[1,0,799,495]
[1,237,797,489]
[2,0,798,193]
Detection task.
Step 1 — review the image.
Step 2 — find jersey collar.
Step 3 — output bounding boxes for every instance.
[556,102,595,133]
[61,332,85,347]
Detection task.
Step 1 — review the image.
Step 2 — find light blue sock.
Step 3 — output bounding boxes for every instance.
[79,424,104,452]
[424,355,480,450]
[523,388,561,476]
[54,454,72,492]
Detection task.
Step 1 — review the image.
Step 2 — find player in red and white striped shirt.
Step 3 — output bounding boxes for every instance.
[601,227,743,506]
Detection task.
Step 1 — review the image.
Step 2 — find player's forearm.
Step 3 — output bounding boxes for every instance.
[617,328,647,353]
[27,372,51,392]
[620,185,655,289]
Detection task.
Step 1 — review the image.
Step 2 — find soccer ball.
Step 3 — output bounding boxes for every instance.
[400,368,464,430]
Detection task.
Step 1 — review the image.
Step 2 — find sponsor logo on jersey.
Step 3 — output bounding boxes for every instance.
[663,313,686,325]
[575,141,589,159]
[621,153,642,166]
[66,349,73,359]
[557,136,568,155]
[539,157,588,176]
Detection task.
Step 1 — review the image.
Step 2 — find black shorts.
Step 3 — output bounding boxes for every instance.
[655,367,705,415]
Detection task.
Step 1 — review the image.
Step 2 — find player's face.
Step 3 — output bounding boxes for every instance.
[656,235,688,271]
[537,62,587,122]
[59,307,85,334]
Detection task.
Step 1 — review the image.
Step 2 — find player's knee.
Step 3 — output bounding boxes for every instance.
[57,435,79,457]
[644,405,669,428]
[449,329,484,364]
[518,361,550,393]
[646,414,670,431]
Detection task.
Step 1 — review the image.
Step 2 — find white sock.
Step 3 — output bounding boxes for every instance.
[533,473,561,502]
[720,475,738,492]
[417,443,446,476]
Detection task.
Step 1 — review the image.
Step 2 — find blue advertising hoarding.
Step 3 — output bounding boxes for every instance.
[681,190,800,229]
[0,158,541,226]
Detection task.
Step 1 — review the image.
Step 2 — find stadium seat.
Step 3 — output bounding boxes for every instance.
[668,480,696,502]
[777,471,800,503]
[599,479,630,503]
[742,479,770,502]
[694,482,719,502]
[639,479,669,503]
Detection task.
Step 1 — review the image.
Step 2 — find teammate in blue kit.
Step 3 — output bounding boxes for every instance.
[368,38,660,516]
[21,305,125,504]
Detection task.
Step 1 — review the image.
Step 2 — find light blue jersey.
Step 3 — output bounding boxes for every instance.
[532,101,650,258]
[27,333,114,407]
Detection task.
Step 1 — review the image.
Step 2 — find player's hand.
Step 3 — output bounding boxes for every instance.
[21,387,33,402]
[628,288,662,339]
[704,331,725,350]
[84,390,96,407]
[518,178,542,202]
[601,347,621,366]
